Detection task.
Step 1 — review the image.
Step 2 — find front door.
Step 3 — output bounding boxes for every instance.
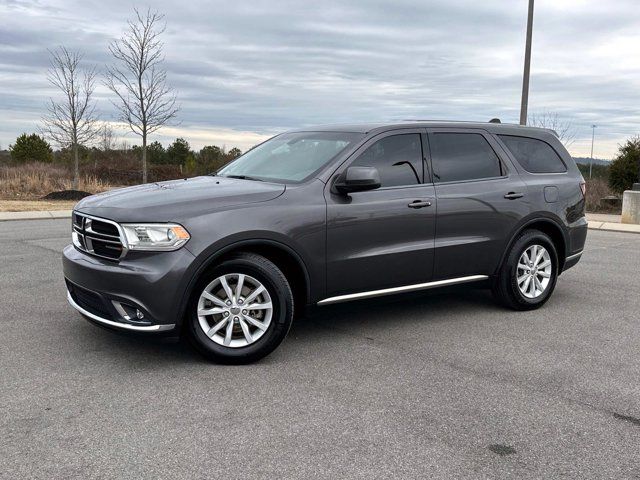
[325,130,436,297]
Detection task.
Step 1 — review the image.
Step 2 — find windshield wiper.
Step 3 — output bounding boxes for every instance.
[220,174,264,182]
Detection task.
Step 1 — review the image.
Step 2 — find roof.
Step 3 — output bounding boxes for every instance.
[291,120,556,137]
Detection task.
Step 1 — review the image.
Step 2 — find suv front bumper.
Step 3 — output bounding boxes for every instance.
[62,244,196,333]
[66,289,175,332]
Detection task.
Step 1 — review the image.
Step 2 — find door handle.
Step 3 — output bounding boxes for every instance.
[504,192,524,200]
[408,200,432,209]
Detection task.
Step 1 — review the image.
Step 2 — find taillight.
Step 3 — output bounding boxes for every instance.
[580,181,586,197]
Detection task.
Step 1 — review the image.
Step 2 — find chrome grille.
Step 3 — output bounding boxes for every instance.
[72,212,127,260]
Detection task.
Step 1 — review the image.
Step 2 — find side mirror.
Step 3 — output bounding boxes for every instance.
[333,166,381,194]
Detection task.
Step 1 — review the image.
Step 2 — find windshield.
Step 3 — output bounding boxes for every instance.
[217,131,363,183]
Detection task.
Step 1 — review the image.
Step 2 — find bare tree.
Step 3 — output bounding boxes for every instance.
[99,123,116,152]
[105,8,179,183]
[529,110,577,148]
[42,47,98,189]
[93,122,116,167]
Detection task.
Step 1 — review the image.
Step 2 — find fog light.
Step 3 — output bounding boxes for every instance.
[112,301,149,324]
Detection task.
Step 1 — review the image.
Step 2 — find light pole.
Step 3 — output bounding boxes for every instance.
[520,0,535,125]
[589,124,597,179]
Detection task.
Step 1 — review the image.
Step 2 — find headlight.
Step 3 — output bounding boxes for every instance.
[121,223,190,251]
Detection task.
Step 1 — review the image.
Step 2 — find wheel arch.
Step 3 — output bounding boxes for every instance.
[177,238,311,329]
[497,215,568,275]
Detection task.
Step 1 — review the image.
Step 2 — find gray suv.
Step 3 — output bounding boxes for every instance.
[63,121,587,363]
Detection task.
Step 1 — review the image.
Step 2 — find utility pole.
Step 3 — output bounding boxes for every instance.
[520,0,534,125]
[589,125,597,179]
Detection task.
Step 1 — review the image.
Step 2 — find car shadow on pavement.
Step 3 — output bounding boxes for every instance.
[64,284,499,366]
[290,284,500,341]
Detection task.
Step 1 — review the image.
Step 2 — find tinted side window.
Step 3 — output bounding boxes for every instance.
[351,134,423,187]
[499,135,567,173]
[430,133,502,183]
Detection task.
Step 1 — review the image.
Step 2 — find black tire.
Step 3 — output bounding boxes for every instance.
[492,229,559,311]
[186,253,294,364]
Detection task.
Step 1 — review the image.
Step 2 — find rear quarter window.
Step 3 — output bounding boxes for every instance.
[499,135,567,173]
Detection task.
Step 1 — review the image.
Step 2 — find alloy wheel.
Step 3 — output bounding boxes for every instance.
[197,273,273,348]
[517,244,552,299]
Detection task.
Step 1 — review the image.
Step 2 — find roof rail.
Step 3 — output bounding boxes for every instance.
[402,118,506,124]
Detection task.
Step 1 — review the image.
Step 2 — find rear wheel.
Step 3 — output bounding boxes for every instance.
[492,229,558,310]
[186,253,294,364]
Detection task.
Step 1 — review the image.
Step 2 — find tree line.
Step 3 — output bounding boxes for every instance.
[11,8,184,188]
[7,132,242,177]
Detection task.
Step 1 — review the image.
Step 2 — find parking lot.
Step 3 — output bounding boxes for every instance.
[1,218,639,479]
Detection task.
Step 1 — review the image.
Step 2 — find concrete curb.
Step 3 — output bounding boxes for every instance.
[1,209,640,234]
[587,221,640,234]
[0,210,72,222]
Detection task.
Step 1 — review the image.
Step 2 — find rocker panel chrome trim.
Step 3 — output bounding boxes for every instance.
[317,275,489,305]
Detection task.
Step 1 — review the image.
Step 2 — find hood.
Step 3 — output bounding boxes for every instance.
[75,176,285,222]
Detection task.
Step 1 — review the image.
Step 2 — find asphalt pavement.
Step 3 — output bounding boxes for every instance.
[1,218,639,479]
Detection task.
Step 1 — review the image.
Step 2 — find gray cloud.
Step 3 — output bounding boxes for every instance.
[0,0,638,157]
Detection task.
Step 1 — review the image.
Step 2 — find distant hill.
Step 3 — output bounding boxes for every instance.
[573,157,610,166]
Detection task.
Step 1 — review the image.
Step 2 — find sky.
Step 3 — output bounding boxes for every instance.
[0,0,638,159]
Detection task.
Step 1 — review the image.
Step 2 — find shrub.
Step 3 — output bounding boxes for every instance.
[227,147,242,160]
[132,141,168,164]
[9,133,53,164]
[198,145,231,174]
[584,178,620,213]
[149,164,183,182]
[55,144,92,165]
[577,163,609,181]
[184,154,197,174]
[609,136,640,194]
[166,138,192,165]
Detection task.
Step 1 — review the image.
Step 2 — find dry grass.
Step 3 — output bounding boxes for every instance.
[0,161,623,216]
[585,177,621,214]
[0,200,77,212]
[0,162,111,200]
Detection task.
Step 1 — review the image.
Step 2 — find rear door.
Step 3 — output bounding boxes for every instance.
[325,129,436,296]
[426,128,529,279]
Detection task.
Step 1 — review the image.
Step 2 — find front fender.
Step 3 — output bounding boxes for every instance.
[173,233,314,329]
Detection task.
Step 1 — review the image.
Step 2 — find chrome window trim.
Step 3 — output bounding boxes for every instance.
[67,291,175,332]
[317,275,489,305]
[430,174,509,186]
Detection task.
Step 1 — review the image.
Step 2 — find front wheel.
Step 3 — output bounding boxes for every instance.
[186,253,294,364]
[492,229,559,310]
